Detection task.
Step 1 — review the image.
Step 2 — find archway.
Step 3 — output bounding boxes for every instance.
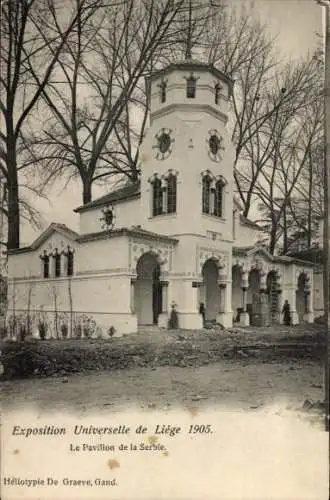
[267,271,279,324]
[201,259,221,322]
[135,253,162,325]
[296,272,308,323]
[232,265,243,322]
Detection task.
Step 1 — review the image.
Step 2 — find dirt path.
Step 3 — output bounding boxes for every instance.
[0,359,324,422]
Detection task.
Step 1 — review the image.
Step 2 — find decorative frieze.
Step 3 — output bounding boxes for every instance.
[129,238,174,275]
[197,246,229,277]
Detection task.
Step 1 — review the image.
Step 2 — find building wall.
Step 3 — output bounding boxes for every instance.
[139,64,235,244]
[139,115,235,241]
[234,222,265,247]
[79,197,141,234]
[6,232,137,336]
[149,68,230,121]
[76,235,129,274]
[8,232,77,280]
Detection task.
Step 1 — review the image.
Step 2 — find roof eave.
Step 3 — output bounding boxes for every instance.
[148,62,234,91]
[74,192,141,213]
[7,246,33,255]
[77,227,178,244]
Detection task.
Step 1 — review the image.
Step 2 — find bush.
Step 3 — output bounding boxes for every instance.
[74,323,82,338]
[38,321,48,340]
[61,324,68,339]
[108,326,116,337]
[19,325,27,342]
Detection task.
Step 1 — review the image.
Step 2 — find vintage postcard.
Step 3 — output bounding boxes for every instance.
[0,0,329,499]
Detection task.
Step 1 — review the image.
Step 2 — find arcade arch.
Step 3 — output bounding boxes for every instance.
[296,272,308,323]
[134,252,163,325]
[200,259,222,322]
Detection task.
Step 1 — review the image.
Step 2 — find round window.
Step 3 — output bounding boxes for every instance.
[158,133,171,154]
[209,135,220,156]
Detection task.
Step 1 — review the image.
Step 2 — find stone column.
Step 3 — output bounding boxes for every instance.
[161,178,167,214]
[162,282,168,313]
[306,291,314,323]
[304,276,314,323]
[210,181,216,214]
[219,286,225,313]
[239,270,249,326]
[63,250,69,276]
[149,187,153,218]
[177,280,203,329]
[59,251,63,277]
[290,286,299,325]
[39,254,46,277]
[130,279,136,313]
[259,271,267,292]
[216,280,233,328]
[158,281,169,328]
[276,274,283,324]
[50,253,56,278]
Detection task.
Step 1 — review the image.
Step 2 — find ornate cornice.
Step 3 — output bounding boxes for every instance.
[150,103,228,125]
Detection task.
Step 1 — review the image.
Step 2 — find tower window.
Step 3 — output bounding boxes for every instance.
[67,250,74,276]
[186,75,196,98]
[167,173,177,214]
[152,178,163,216]
[214,179,225,217]
[54,251,61,277]
[214,83,221,105]
[42,255,50,278]
[202,175,212,214]
[160,80,167,103]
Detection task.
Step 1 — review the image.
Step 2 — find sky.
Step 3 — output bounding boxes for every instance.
[21,0,324,245]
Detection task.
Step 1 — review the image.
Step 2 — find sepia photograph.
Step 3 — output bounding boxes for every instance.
[0,0,329,499]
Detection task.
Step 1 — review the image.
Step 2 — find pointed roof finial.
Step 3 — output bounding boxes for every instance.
[185,0,192,60]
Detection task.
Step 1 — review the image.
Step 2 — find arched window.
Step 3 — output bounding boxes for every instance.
[42,255,49,278]
[214,179,225,217]
[186,75,196,98]
[214,83,221,105]
[54,251,61,277]
[167,173,177,214]
[152,178,163,216]
[67,250,74,276]
[202,175,212,214]
[160,80,167,103]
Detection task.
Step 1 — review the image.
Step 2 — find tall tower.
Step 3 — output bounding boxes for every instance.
[140,59,235,241]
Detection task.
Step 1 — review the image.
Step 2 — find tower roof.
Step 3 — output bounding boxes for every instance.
[146,59,234,93]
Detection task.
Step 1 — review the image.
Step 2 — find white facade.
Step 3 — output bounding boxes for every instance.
[6,61,320,338]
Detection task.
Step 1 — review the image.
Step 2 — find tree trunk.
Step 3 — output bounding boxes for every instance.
[82,178,92,204]
[6,140,20,250]
[307,148,313,248]
[283,205,288,254]
[268,223,277,255]
[242,192,252,218]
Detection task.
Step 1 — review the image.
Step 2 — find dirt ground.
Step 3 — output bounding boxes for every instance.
[0,357,325,425]
[0,323,326,420]
[1,326,328,500]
